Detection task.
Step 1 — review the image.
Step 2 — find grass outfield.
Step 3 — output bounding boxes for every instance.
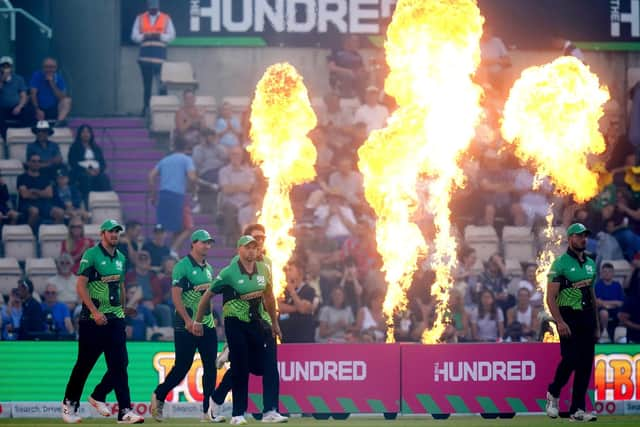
[1,416,640,426]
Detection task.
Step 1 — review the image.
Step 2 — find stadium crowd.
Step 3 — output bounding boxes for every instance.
[2,32,640,347]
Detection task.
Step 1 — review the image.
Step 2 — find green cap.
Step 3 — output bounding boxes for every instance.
[100,219,123,232]
[567,223,590,236]
[237,235,257,248]
[191,229,214,243]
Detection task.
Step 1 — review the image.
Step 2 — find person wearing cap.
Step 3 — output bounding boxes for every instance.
[353,85,389,135]
[27,120,63,180]
[150,229,218,422]
[142,223,172,269]
[61,219,144,424]
[29,57,72,126]
[131,0,175,115]
[0,55,31,140]
[52,167,86,221]
[194,234,285,425]
[16,278,45,340]
[544,223,598,422]
[17,152,64,230]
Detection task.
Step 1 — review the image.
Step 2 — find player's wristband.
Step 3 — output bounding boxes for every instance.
[193,321,202,326]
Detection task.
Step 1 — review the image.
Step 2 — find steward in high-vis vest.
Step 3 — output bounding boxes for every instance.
[130,0,175,114]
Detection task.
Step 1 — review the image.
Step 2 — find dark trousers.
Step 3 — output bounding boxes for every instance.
[223,317,280,416]
[0,104,34,141]
[138,61,166,109]
[64,318,132,411]
[548,307,597,413]
[155,327,218,413]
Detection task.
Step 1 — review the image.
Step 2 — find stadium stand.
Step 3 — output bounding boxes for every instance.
[24,257,56,295]
[2,224,36,261]
[0,257,22,296]
[0,158,24,194]
[160,61,198,92]
[87,190,122,224]
[38,224,68,258]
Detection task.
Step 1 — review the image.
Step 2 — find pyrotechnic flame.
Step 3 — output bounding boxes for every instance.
[502,56,609,341]
[357,0,484,343]
[248,63,317,298]
[537,207,561,343]
[501,56,609,203]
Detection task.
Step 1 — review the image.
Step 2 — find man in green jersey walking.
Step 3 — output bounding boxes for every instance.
[150,229,220,422]
[62,219,143,424]
[194,235,282,425]
[545,223,599,422]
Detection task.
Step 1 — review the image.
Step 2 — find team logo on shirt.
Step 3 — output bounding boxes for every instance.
[206,270,212,280]
[257,275,265,287]
[586,265,594,274]
[115,260,123,271]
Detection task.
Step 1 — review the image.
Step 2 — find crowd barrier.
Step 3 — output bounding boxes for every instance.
[0,342,638,419]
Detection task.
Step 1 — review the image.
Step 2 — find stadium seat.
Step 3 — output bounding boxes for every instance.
[0,158,25,194]
[223,96,250,114]
[464,225,499,262]
[150,95,180,133]
[602,259,633,285]
[2,225,36,261]
[505,258,524,278]
[0,257,22,296]
[38,224,68,258]
[6,127,72,161]
[536,226,566,258]
[503,226,535,262]
[25,257,57,296]
[195,95,217,129]
[88,191,122,224]
[160,62,198,92]
[84,224,101,242]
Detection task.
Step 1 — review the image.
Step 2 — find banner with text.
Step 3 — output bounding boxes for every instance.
[120,1,640,49]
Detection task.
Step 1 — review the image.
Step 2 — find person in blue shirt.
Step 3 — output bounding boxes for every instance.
[0,56,32,140]
[27,120,63,180]
[41,283,74,338]
[594,262,625,343]
[29,57,72,127]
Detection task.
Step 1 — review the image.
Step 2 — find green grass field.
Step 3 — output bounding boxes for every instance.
[1,415,640,426]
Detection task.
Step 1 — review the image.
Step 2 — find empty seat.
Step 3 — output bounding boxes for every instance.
[0,159,25,194]
[464,225,499,262]
[161,62,198,92]
[503,226,535,262]
[39,224,68,258]
[150,95,180,133]
[25,257,57,296]
[505,258,525,278]
[602,259,633,285]
[84,224,101,242]
[6,127,71,161]
[195,95,217,129]
[222,97,250,114]
[88,191,122,224]
[0,257,22,296]
[2,225,36,261]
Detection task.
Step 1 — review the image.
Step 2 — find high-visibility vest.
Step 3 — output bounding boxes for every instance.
[138,12,169,64]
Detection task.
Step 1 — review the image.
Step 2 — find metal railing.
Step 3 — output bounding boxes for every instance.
[0,1,53,41]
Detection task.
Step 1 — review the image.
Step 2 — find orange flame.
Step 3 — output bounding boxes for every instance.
[357,0,484,343]
[502,56,609,341]
[537,206,561,343]
[248,63,317,298]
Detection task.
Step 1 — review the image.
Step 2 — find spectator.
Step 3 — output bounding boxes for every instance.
[215,101,243,148]
[0,56,31,140]
[0,174,19,228]
[479,253,514,314]
[29,57,72,126]
[553,37,585,62]
[316,92,354,151]
[327,35,368,100]
[453,245,479,307]
[68,124,111,206]
[310,128,334,182]
[441,289,470,343]
[41,283,74,337]
[595,262,625,343]
[470,289,504,342]
[192,128,228,209]
[17,153,62,230]
[315,287,355,343]
[175,89,205,148]
[512,168,552,227]
[218,146,255,245]
[17,278,44,340]
[153,256,176,308]
[619,276,640,343]
[479,25,511,92]
[329,260,363,316]
[394,297,425,343]
[505,287,540,342]
[314,193,358,246]
[61,215,93,273]
[517,263,543,309]
[46,253,78,309]
[353,86,389,135]
[327,157,364,208]
[355,289,386,342]
[148,136,197,253]
[125,250,172,327]
[130,0,175,114]
[117,220,144,271]
[279,261,318,343]
[1,288,22,340]
[478,152,520,226]
[143,224,171,270]
[27,121,63,180]
[124,284,158,341]
[52,168,87,222]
